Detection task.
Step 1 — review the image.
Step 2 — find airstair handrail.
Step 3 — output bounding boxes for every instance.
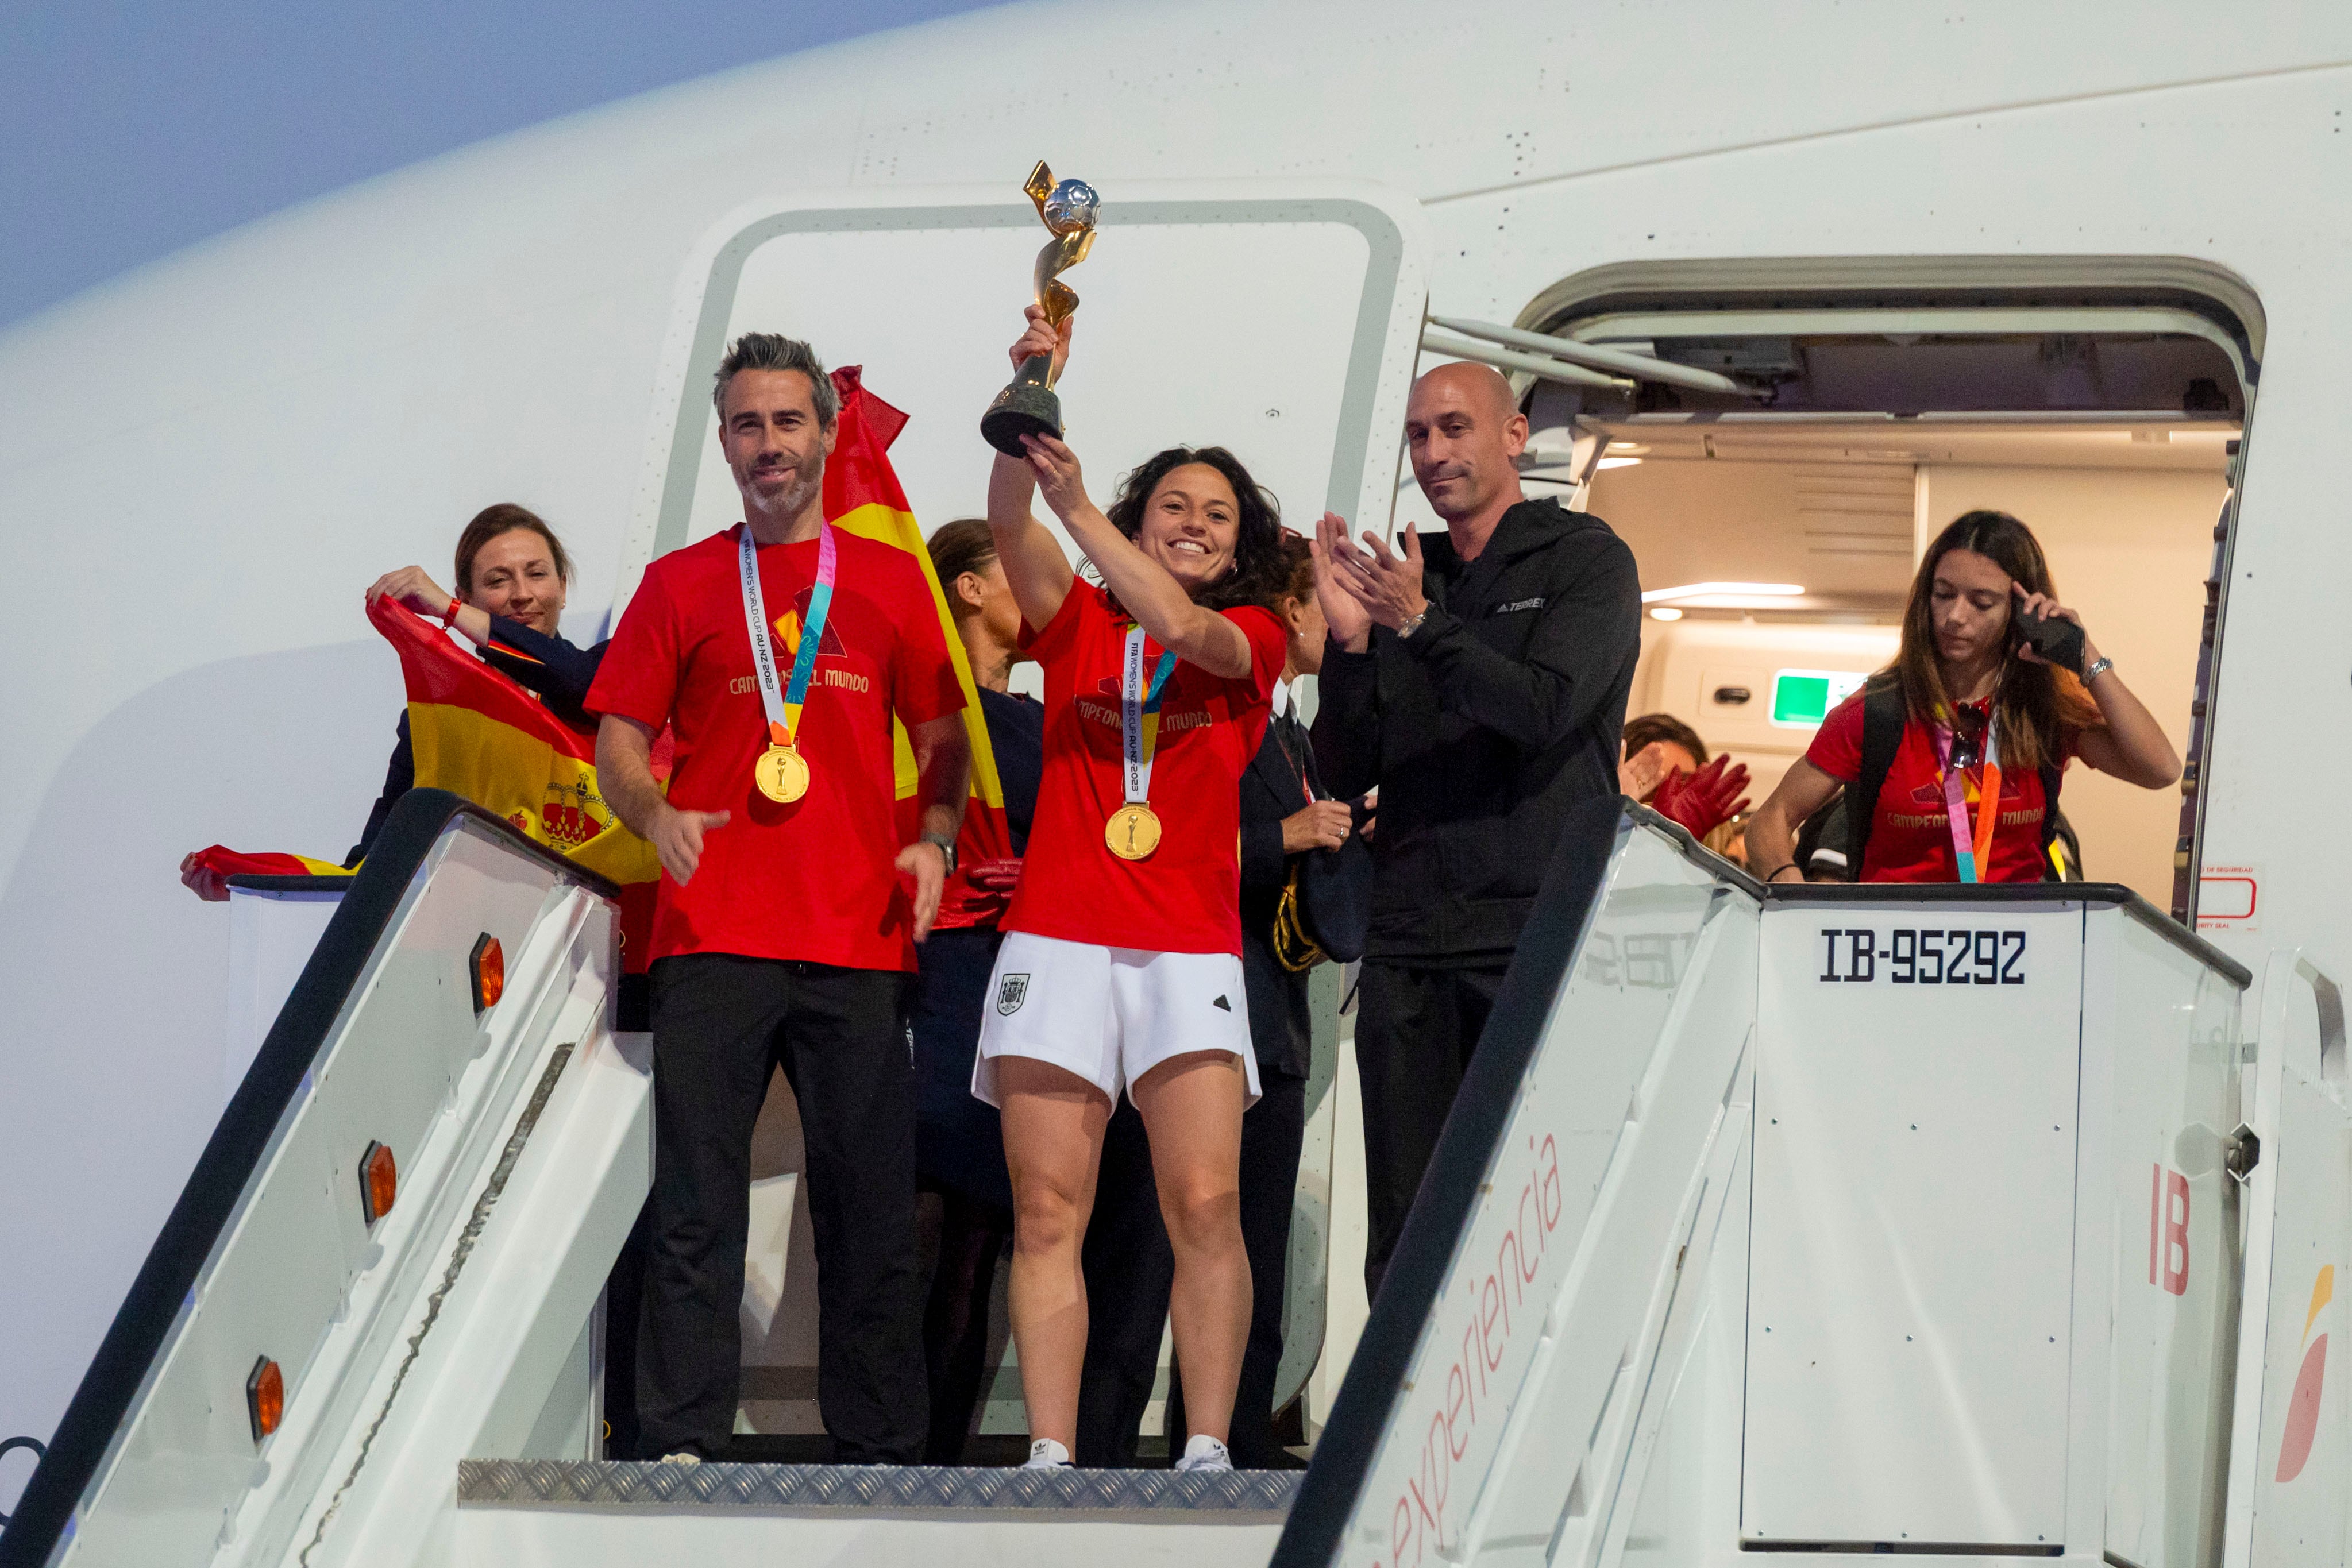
[0,790,619,1568]
[1273,794,1645,1568]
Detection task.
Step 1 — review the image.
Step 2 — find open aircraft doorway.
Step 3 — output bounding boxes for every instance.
[1410,257,2255,922]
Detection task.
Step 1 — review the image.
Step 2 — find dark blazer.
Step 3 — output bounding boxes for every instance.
[1312,498,1640,965]
[1238,699,1320,1080]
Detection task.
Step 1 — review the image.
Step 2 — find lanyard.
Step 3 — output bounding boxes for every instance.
[737,521,836,752]
[1266,700,1314,800]
[1932,709,2003,884]
[1119,623,1179,806]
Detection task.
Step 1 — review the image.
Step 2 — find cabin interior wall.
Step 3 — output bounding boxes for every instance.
[1917,464,2220,903]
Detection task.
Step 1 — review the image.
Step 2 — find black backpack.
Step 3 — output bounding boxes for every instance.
[1792,680,2072,883]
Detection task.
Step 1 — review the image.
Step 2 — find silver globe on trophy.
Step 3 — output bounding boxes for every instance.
[981,161,1100,456]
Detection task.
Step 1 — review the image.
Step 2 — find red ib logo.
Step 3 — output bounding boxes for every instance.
[2277,1266,2332,1483]
[2149,1164,2189,1296]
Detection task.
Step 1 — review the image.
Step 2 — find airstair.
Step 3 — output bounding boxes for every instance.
[3,792,2342,1568]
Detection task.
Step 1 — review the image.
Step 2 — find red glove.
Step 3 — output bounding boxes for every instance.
[966,857,1023,894]
[1649,754,1752,840]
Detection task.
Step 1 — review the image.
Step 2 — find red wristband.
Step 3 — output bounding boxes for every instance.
[439,597,464,628]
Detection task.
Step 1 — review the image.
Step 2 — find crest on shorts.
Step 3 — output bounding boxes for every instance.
[996,972,1031,1015]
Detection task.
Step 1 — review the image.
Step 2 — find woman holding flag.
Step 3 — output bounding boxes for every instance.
[974,305,1293,1474]
[1744,509,2180,886]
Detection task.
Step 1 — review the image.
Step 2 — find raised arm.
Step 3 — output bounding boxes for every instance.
[1019,434,1252,679]
[986,308,1079,632]
[2012,586,2181,790]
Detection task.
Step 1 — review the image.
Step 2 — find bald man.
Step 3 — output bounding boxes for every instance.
[1310,362,1640,1296]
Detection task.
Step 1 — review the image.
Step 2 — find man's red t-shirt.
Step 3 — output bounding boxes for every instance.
[1806,692,2077,884]
[1004,584,1285,956]
[586,523,965,971]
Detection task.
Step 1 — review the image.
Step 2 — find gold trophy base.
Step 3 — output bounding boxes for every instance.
[982,352,1064,457]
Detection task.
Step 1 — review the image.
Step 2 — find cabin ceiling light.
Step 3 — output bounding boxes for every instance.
[1649,607,1685,621]
[1641,582,1805,604]
[1596,457,1642,470]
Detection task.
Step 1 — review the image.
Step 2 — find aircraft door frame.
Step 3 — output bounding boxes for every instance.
[614,180,1432,616]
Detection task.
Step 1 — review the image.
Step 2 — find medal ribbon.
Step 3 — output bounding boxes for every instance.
[737,520,837,751]
[1933,709,2003,884]
[1119,623,1179,807]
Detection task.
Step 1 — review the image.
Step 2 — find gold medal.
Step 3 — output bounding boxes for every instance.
[1105,802,1163,860]
[754,744,811,804]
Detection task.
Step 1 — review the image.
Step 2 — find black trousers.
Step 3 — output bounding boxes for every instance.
[1354,961,1509,1303]
[1076,1070,1308,1467]
[637,953,927,1462]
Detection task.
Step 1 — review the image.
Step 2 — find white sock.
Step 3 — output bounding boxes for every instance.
[1023,1437,1073,1469]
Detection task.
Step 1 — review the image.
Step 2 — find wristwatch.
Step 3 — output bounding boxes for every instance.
[920,829,958,876]
[1395,607,1431,640]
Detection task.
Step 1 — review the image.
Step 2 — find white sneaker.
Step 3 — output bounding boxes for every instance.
[1022,1437,1073,1469]
[1174,1434,1233,1473]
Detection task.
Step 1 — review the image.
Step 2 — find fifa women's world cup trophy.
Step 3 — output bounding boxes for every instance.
[980,160,1100,455]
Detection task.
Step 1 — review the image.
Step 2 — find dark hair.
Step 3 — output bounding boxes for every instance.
[1622,712,1709,766]
[926,517,997,612]
[712,332,839,427]
[1101,446,1287,613]
[1272,531,1316,610]
[1888,509,2099,770]
[454,504,571,597]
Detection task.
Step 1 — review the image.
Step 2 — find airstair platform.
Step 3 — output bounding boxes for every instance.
[450,1458,1295,1565]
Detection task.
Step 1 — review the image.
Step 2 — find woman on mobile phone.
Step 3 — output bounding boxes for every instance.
[1744,509,2180,887]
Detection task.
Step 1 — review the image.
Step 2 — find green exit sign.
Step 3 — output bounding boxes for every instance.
[1770,669,1867,728]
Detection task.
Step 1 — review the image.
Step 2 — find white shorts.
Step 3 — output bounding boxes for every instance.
[974,931,1261,1109]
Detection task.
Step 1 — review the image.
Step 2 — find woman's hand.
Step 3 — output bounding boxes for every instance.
[1009,303,1071,383]
[178,850,230,902]
[1019,432,1093,524]
[1281,800,1354,853]
[367,565,454,620]
[2010,584,2098,670]
[1618,740,1672,802]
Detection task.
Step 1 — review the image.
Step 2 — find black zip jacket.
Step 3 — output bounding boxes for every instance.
[1310,498,1640,965]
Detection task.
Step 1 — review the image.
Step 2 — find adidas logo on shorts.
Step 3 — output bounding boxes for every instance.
[997,973,1031,1014]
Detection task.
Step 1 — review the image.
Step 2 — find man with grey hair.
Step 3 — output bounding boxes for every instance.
[1310,361,1641,1297]
[590,331,972,1462]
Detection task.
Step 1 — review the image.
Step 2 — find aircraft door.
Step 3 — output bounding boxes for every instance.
[618,180,1432,605]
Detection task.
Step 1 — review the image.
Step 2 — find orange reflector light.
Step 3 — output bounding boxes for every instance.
[247,1356,283,1445]
[470,933,504,1014]
[360,1141,397,1225]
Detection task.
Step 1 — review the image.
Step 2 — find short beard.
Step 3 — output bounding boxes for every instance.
[745,463,821,522]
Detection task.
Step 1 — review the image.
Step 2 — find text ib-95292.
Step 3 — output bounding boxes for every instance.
[1814,927,2027,986]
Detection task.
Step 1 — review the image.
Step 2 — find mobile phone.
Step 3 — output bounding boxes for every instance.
[2014,601,2087,675]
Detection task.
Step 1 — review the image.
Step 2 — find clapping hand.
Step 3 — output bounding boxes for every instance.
[1309,511,1373,652]
[1329,523,1431,634]
[1618,740,1673,803]
[1649,754,1752,841]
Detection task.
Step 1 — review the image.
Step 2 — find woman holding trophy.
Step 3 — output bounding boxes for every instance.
[974,299,1296,1473]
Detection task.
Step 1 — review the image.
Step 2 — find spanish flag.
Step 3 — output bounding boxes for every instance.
[187,599,664,969]
[823,365,1013,928]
